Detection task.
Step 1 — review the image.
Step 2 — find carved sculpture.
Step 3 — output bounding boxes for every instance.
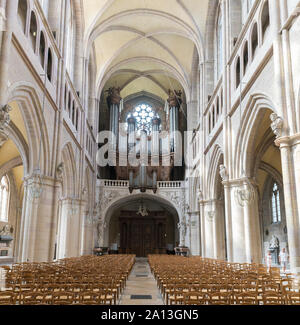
[270,113,283,138]
[269,235,280,249]
[0,104,12,131]
[219,165,228,182]
[0,224,12,236]
[167,89,182,108]
[56,162,64,179]
[106,87,122,106]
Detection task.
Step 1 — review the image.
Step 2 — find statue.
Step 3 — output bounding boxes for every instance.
[56,162,64,179]
[177,221,187,246]
[106,87,122,106]
[270,113,283,138]
[269,235,280,265]
[0,224,12,236]
[219,165,228,182]
[0,104,12,131]
[97,219,107,247]
[167,89,182,108]
[269,235,279,250]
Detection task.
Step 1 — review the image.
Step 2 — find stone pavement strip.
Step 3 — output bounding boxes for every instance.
[119,257,164,305]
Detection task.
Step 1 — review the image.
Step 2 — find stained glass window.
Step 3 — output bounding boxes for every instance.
[127,104,159,135]
[271,182,281,223]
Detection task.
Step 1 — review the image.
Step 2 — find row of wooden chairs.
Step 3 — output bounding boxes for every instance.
[149,255,299,305]
[0,254,135,305]
[0,290,114,305]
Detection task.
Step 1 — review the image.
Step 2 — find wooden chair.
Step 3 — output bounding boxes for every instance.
[0,291,16,305]
[262,292,286,305]
[234,292,258,305]
[184,292,209,305]
[207,292,230,305]
[52,291,75,305]
[286,292,300,305]
[21,292,45,305]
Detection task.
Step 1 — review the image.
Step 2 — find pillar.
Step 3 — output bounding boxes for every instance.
[18,175,59,262]
[276,135,300,274]
[189,211,200,256]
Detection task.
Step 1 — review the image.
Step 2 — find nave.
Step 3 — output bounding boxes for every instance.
[1,254,300,305]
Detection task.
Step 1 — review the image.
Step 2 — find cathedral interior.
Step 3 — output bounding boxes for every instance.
[0,0,300,306]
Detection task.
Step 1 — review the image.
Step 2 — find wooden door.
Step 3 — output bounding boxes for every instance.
[119,211,166,257]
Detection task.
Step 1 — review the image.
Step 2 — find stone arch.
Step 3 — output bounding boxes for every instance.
[61,143,77,198]
[207,144,224,199]
[7,82,51,176]
[234,93,277,179]
[101,192,181,248]
[204,0,220,95]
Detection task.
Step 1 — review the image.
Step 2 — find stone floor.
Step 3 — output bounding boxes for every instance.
[118,257,164,305]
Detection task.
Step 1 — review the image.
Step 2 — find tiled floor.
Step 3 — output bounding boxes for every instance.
[118,257,164,305]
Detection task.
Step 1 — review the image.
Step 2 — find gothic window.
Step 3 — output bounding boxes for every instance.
[29,11,38,51]
[243,41,249,75]
[251,23,258,58]
[271,182,281,223]
[47,48,53,81]
[0,176,9,222]
[18,0,28,33]
[261,0,270,40]
[39,31,46,67]
[127,104,159,135]
[236,56,241,88]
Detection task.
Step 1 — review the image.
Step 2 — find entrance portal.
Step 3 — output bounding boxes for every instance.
[119,211,166,257]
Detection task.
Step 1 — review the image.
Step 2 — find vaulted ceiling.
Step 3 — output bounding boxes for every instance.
[82,0,210,101]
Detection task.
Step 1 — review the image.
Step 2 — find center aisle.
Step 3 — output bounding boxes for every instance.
[118,257,164,305]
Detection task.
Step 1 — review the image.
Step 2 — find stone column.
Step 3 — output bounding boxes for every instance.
[214,199,227,260]
[18,175,59,262]
[168,89,182,153]
[222,180,233,262]
[0,0,17,107]
[198,191,206,257]
[227,178,262,263]
[189,211,200,256]
[276,134,300,274]
[56,197,83,259]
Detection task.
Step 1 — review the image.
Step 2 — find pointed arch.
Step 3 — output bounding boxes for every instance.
[234,93,277,179]
[61,143,78,198]
[206,144,224,200]
[7,82,51,176]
